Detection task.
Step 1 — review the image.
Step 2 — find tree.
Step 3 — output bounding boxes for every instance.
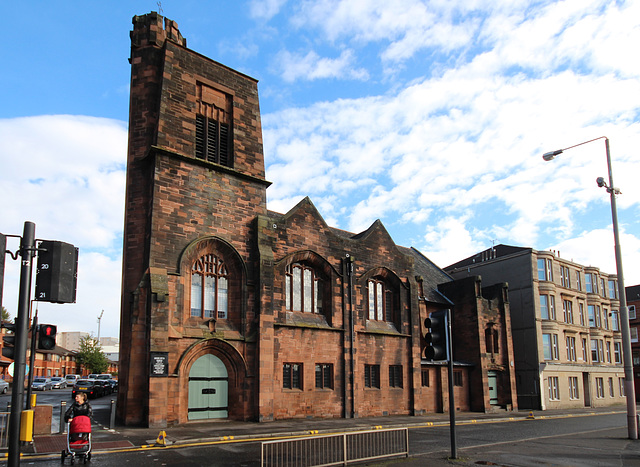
[1,307,11,323]
[76,335,109,374]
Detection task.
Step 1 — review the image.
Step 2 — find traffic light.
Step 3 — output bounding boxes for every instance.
[37,324,57,350]
[424,309,449,361]
[1,322,16,359]
[35,240,78,303]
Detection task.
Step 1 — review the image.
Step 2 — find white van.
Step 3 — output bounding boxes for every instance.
[65,374,81,385]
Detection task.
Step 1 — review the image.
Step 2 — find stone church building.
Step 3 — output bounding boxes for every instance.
[117,12,518,427]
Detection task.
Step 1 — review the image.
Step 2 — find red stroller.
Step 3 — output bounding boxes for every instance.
[61,415,92,464]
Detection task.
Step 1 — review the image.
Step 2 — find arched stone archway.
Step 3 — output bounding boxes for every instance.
[178,338,252,422]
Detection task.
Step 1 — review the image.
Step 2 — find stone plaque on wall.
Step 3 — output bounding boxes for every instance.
[150,352,169,377]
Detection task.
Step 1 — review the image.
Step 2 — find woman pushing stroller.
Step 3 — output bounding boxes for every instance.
[61,392,93,463]
[65,392,93,423]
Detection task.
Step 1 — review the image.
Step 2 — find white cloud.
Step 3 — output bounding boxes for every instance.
[276,49,369,82]
[249,0,289,20]
[263,0,640,284]
[0,115,126,339]
[550,228,640,282]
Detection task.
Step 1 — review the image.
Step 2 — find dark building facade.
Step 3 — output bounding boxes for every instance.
[627,284,640,401]
[118,12,517,428]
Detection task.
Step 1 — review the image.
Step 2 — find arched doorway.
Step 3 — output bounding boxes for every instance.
[188,354,229,420]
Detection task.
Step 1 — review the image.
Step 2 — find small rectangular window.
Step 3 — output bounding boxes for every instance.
[566,336,576,362]
[568,376,579,400]
[540,295,549,320]
[563,300,573,324]
[548,376,560,401]
[389,365,403,388]
[543,334,552,360]
[453,370,463,387]
[283,363,303,390]
[585,274,593,293]
[315,363,333,389]
[364,364,380,388]
[421,369,430,387]
[596,377,605,398]
[613,342,624,366]
[588,305,596,327]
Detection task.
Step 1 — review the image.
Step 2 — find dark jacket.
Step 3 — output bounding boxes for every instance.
[64,400,92,423]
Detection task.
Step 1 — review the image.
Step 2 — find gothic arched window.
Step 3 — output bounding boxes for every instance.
[367,278,397,322]
[191,253,228,319]
[285,263,323,313]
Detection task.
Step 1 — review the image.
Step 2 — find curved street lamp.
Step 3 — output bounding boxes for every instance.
[543,136,637,440]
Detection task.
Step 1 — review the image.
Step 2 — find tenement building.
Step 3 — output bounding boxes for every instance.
[117,12,517,428]
[446,245,626,410]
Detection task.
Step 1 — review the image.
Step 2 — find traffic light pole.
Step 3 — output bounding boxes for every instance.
[446,308,457,460]
[7,221,35,467]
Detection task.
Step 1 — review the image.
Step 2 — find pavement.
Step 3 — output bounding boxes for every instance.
[13,406,640,466]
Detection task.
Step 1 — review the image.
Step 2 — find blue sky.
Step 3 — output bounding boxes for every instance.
[1,0,639,339]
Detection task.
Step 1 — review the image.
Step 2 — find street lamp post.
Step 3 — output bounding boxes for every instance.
[543,136,637,440]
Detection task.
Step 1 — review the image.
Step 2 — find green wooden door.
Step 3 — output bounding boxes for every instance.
[188,354,229,420]
[488,371,498,405]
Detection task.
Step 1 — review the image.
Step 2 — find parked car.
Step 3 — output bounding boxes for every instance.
[94,379,112,396]
[72,379,102,399]
[65,374,81,385]
[32,377,53,391]
[50,377,67,389]
[0,379,8,394]
[107,379,118,392]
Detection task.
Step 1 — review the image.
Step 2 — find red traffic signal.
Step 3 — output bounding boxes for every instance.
[37,324,57,350]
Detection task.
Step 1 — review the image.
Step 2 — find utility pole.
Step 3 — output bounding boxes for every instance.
[97,309,104,342]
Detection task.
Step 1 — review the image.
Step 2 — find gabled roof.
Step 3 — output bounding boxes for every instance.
[401,246,453,305]
[268,197,401,254]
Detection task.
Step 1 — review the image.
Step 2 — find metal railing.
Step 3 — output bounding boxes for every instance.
[261,427,409,467]
[0,412,9,447]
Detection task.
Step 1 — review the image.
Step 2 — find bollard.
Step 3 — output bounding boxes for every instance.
[109,399,116,429]
[60,401,67,434]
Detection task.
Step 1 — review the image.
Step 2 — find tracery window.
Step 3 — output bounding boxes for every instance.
[285,263,323,313]
[191,253,228,319]
[367,279,396,322]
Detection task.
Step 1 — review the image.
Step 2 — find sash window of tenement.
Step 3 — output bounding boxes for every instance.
[195,84,233,167]
[191,254,228,320]
[285,263,323,313]
[367,279,396,322]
